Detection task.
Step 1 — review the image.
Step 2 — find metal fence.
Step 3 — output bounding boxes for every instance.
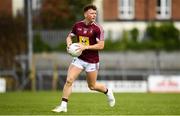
[33,52,180,90]
[33,30,70,47]
[1,51,180,90]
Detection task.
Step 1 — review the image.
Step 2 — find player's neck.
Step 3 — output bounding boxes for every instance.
[84,19,93,25]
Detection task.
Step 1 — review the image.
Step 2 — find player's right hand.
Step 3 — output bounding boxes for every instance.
[66,43,72,53]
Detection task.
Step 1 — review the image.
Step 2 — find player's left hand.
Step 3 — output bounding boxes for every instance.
[78,43,88,51]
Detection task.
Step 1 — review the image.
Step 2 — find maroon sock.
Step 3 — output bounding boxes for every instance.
[104,88,108,94]
[62,98,68,102]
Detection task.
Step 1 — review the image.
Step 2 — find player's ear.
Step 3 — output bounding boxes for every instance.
[84,12,87,18]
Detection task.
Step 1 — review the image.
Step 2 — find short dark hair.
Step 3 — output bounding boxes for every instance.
[83,4,97,12]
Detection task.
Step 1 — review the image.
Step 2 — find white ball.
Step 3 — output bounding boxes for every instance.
[68,43,82,57]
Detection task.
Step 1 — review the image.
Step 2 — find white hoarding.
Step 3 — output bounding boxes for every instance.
[72,80,147,93]
[148,75,180,93]
[0,78,6,93]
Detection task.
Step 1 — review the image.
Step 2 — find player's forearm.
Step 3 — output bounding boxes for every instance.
[66,35,72,47]
[86,41,104,50]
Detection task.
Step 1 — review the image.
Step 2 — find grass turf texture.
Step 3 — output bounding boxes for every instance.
[0,91,180,115]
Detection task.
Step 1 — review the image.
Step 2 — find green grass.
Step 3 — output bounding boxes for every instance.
[0,91,180,115]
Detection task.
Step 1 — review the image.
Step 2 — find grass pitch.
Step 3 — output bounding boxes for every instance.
[0,91,180,115]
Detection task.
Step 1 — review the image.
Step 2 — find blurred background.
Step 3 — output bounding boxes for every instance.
[0,0,180,93]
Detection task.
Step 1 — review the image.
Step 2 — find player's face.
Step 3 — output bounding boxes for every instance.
[84,9,97,22]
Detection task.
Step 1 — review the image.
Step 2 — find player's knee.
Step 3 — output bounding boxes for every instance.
[65,78,73,86]
[88,84,96,90]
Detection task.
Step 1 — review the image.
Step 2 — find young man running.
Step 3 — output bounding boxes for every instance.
[52,4,115,113]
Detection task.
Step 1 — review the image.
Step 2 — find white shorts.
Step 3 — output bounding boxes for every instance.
[71,57,99,72]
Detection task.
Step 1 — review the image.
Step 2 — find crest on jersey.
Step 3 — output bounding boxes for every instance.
[79,36,89,46]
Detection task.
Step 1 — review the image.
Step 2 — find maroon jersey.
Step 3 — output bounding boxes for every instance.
[69,20,104,63]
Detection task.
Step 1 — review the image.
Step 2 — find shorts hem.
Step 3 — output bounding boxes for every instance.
[71,63,83,69]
